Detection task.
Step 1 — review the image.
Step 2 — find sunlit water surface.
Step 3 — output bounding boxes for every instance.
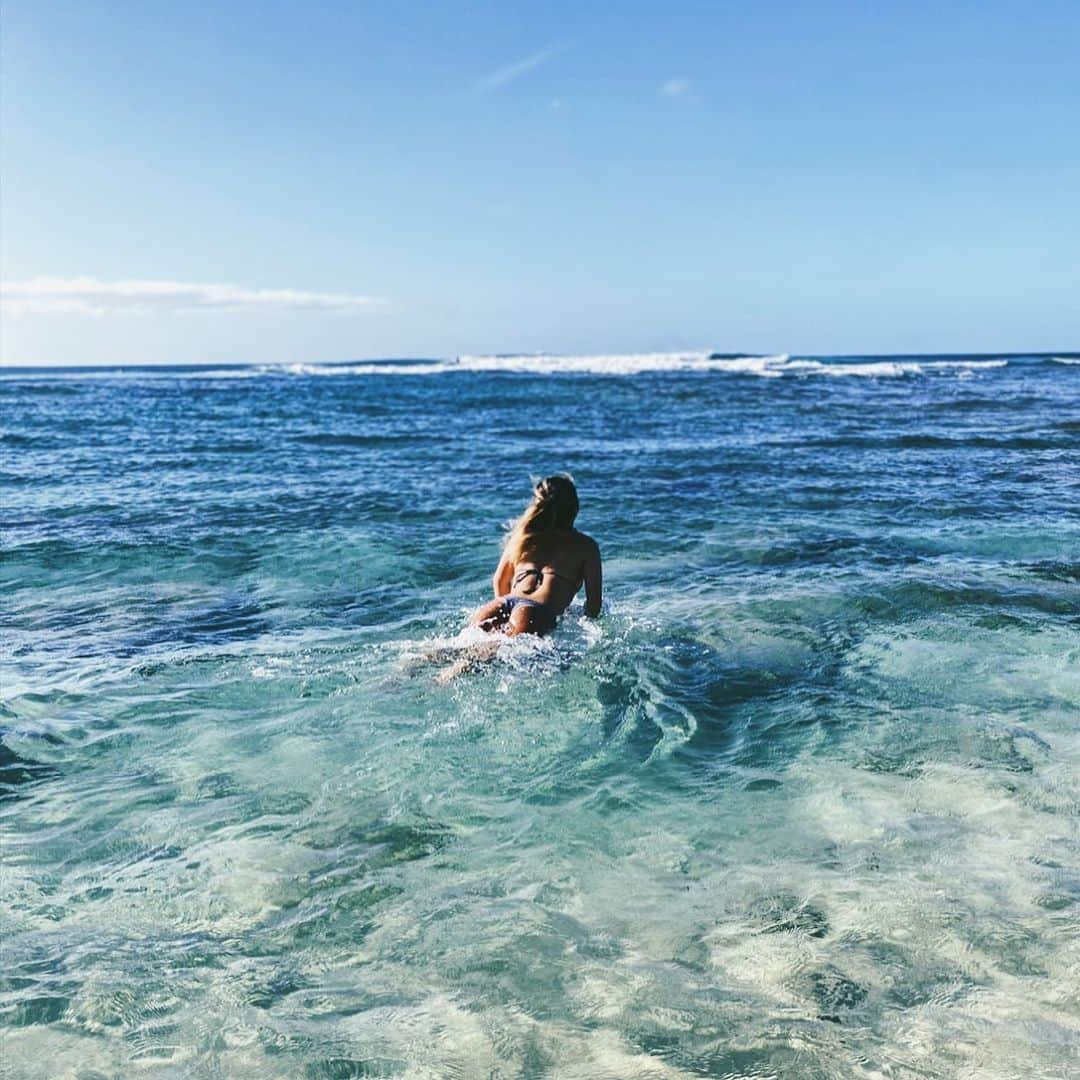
[2,354,1078,1079]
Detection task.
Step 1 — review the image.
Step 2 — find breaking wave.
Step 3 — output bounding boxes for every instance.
[265,353,1012,379]
[10,353,1076,382]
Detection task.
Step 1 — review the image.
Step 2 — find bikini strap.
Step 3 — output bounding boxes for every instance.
[512,566,544,593]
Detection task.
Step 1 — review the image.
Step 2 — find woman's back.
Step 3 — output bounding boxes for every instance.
[509,528,598,614]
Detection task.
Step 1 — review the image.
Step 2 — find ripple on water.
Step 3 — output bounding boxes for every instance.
[1,360,1078,1077]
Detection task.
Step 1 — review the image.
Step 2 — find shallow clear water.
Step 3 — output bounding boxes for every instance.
[2,353,1078,1079]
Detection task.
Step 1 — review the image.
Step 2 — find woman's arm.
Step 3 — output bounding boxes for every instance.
[583,542,602,618]
[492,556,514,598]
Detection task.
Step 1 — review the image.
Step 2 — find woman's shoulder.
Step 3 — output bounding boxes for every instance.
[570,529,600,553]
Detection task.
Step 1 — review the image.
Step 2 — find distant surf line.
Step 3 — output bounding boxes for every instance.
[5,351,1079,380]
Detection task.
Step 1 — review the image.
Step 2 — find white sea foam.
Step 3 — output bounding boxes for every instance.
[0,354,1015,381]
[802,357,1008,377]
[1050,356,1080,365]
[257,353,1010,379]
[270,360,455,377]
[455,351,789,375]
[0,365,267,381]
[261,352,764,377]
[457,354,1013,377]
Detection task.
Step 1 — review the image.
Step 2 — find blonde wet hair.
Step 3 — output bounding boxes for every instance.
[503,475,580,563]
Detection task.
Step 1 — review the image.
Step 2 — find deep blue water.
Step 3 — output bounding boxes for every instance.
[2,352,1078,1078]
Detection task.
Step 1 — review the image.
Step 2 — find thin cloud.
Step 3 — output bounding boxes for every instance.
[473,46,559,95]
[1,277,385,315]
[660,78,691,98]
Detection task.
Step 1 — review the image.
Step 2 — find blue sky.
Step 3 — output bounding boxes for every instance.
[2,1,1078,365]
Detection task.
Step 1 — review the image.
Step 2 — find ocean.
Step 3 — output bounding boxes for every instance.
[2,352,1078,1078]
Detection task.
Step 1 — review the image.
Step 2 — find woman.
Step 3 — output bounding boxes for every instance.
[467,474,602,637]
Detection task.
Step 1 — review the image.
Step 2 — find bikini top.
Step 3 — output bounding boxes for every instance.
[512,565,576,594]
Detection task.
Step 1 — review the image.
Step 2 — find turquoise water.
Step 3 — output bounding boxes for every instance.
[2,352,1078,1079]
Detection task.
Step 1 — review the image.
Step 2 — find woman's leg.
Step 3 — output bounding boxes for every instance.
[468,598,510,632]
[505,603,557,636]
[435,640,501,683]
